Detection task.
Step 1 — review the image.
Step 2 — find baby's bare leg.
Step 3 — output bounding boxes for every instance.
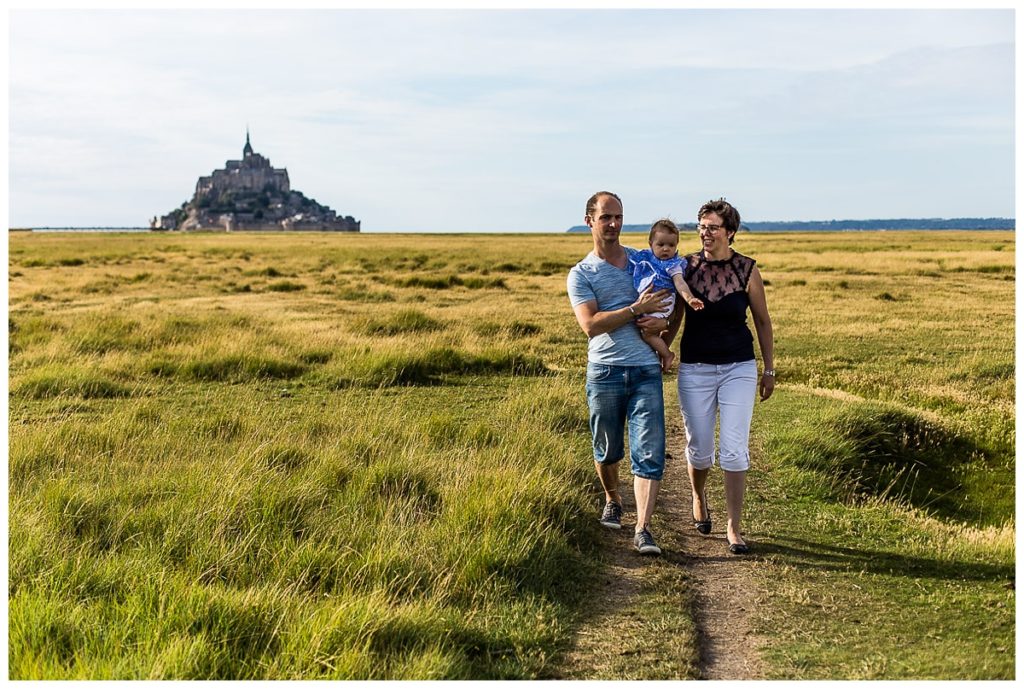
[641,329,675,372]
[641,329,670,358]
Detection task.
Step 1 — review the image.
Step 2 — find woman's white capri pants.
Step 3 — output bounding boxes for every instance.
[677,360,758,472]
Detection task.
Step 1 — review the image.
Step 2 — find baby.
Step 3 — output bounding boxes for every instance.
[630,218,704,371]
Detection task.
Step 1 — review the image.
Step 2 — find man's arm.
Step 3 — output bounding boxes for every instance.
[572,288,672,338]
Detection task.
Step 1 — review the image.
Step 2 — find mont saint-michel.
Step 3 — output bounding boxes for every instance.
[151,132,360,232]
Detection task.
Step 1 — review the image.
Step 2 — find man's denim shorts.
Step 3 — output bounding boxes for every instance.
[585,362,666,481]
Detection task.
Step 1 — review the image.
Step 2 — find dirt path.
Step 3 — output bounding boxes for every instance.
[556,408,765,680]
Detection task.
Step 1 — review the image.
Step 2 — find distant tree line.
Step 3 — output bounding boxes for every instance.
[566,217,1015,233]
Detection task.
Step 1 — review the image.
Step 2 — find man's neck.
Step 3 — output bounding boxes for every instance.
[593,238,625,264]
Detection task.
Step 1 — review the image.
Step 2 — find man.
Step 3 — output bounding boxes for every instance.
[567,191,674,555]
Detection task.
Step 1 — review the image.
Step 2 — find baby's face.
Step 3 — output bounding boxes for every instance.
[650,230,679,260]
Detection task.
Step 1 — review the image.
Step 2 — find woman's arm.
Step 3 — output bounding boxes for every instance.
[747,266,775,400]
[572,288,672,338]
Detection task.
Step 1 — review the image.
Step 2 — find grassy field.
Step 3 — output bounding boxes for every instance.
[7,230,1015,679]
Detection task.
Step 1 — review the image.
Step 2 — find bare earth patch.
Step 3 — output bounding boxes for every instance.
[555,401,765,680]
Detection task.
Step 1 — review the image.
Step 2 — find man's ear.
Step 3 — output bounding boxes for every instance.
[584,215,593,228]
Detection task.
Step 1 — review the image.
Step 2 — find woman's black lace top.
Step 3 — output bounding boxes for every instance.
[679,250,757,364]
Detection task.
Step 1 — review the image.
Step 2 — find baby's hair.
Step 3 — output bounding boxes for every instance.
[648,218,679,242]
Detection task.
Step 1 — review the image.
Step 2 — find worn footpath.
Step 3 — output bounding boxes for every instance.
[555,403,765,680]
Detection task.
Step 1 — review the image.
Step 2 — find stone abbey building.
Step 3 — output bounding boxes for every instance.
[151,131,360,231]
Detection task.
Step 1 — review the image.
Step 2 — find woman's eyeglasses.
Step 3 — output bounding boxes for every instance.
[697,223,726,233]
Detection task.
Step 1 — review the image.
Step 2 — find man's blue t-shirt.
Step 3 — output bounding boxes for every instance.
[567,246,660,366]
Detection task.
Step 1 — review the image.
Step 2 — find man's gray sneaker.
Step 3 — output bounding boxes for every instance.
[599,501,623,529]
[634,527,662,555]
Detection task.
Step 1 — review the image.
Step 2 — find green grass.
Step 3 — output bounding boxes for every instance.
[9,382,595,679]
[746,387,1014,679]
[7,230,1014,679]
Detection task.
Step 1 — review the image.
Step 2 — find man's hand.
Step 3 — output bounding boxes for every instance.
[632,287,672,335]
[634,287,672,315]
[636,315,667,336]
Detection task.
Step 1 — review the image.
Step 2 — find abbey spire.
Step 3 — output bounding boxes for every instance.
[243,127,253,158]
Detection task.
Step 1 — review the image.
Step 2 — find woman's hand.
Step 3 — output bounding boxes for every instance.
[759,372,775,401]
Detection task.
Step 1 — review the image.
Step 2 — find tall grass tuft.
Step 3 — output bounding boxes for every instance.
[149,354,307,383]
[389,275,507,290]
[14,365,133,400]
[266,280,306,292]
[354,309,444,336]
[473,321,542,338]
[335,347,548,387]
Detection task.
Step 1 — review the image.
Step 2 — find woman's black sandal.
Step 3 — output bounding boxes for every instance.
[728,542,750,555]
[694,511,712,535]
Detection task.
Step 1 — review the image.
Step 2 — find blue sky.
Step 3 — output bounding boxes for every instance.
[7,8,1016,232]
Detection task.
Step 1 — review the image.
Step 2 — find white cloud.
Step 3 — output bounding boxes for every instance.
[8,8,1015,230]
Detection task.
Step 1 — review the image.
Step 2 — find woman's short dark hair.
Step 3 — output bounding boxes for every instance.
[698,198,741,244]
[648,218,679,242]
[585,191,622,218]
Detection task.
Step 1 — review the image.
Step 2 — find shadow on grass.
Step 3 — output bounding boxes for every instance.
[751,535,1013,584]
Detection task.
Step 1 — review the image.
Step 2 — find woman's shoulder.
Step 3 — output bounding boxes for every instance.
[730,251,757,284]
[731,251,757,267]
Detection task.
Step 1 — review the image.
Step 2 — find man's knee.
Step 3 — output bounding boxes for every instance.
[633,466,664,481]
[630,444,665,481]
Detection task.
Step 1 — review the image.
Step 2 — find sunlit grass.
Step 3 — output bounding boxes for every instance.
[8,230,1014,679]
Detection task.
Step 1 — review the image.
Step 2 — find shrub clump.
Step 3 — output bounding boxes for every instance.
[529,261,570,276]
[337,347,548,387]
[299,349,333,365]
[148,354,307,383]
[474,321,542,338]
[355,309,444,336]
[337,287,394,303]
[390,275,507,290]
[492,262,525,273]
[14,368,132,400]
[266,281,306,292]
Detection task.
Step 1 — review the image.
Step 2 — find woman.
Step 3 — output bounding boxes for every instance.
[669,198,774,555]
